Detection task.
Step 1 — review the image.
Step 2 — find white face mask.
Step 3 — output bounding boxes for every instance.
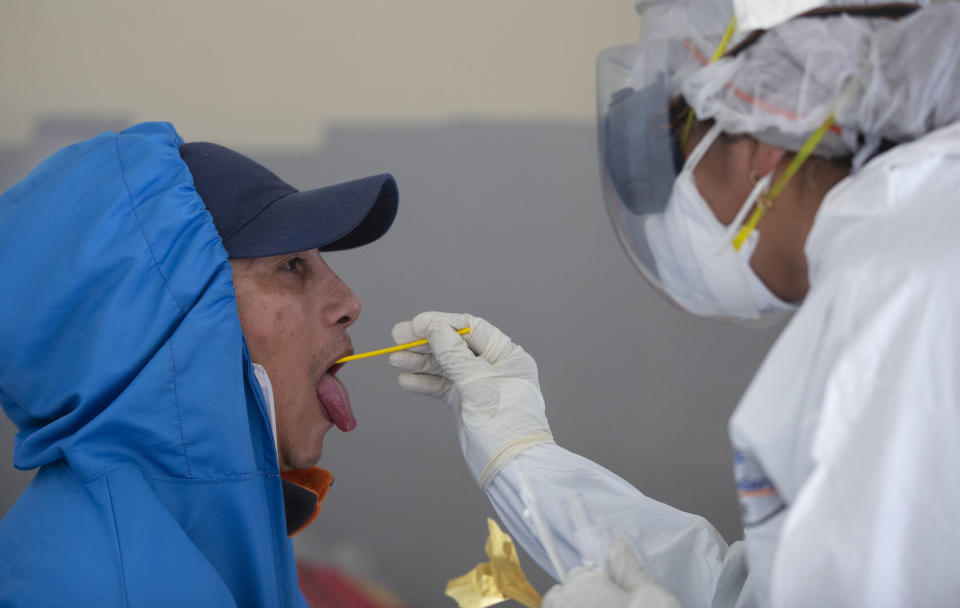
[644,124,796,324]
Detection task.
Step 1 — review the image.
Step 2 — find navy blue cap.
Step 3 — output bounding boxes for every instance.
[179,142,398,258]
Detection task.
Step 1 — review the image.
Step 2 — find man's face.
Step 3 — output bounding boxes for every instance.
[231,249,359,471]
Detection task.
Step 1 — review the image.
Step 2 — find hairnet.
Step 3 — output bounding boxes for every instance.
[678,1,960,165]
[631,1,739,99]
[729,0,919,31]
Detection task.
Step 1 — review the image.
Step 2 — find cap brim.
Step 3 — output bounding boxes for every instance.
[222,174,398,258]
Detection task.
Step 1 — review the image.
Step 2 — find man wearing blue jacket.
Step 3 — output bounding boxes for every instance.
[0,122,398,606]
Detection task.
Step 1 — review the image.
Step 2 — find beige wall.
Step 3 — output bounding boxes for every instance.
[1,0,640,147]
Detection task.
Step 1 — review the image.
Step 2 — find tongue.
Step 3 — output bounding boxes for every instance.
[316,373,356,432]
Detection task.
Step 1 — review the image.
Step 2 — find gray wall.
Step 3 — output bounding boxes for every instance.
[0,119,781,606]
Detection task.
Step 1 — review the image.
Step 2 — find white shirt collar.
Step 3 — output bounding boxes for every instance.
[251,363,279,456]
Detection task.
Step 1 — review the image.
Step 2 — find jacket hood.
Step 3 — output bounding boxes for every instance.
[0,121,308,607]
[0,121,276,480]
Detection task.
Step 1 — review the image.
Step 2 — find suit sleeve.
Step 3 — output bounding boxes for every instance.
[487,443,753,608]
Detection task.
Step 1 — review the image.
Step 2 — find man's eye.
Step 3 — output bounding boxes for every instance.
[283,257,303,273]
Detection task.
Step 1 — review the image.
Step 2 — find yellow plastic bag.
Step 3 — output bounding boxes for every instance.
[445,518,542,608]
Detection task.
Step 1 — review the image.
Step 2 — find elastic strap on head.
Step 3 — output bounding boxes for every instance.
[680,16,739,152]
[731,114,836,251]
[685,123,725,170]
[719,172,773,252]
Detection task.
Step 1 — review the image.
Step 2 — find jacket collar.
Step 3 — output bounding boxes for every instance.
[281,467,334,537]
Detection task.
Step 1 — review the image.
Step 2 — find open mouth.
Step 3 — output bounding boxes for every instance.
[316,349,356,432]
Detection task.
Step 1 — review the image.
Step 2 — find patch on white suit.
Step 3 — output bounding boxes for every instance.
[734,448,785,527]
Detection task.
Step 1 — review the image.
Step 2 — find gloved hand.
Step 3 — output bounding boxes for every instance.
[542,539,681,608]
[389,312,554,489]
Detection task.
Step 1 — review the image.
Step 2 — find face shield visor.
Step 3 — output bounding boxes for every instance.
[596,22,799,325]
[597,1,739,302]
[597,43,685,305]
[598,2,933,324]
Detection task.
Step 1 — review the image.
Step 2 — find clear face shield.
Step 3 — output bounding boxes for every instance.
[596,19,810,324]
[597,43,687,307]
[599,3,903,325]
[595,2,741,305]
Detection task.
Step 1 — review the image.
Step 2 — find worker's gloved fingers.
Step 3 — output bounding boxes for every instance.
[397,372,453,401]
[390,320,430,354]
[607,539,681,608]
[391,320,416,343]
[424,321,490,384]
[411,312,471,339]
[412,311,517,364]
[541,568,589,608]
[387,351,441,375]
[607,538,652,591]
[542,568,629,608]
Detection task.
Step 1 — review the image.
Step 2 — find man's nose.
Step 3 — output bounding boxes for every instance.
[324,273,361,328]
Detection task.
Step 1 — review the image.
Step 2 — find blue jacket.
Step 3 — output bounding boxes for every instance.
[0,122,308,607]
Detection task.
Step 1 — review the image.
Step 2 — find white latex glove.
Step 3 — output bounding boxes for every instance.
[389,312,554,489]
[542,539,681,608]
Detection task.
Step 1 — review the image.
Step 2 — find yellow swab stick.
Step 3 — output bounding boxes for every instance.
[335,327,472,364]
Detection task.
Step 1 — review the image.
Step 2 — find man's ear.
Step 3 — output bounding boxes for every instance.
[752,140,788,179]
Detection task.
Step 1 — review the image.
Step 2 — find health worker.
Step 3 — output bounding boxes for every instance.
[390,1,960,606]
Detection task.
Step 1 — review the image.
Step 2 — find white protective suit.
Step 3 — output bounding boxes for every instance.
[487,120,960,607]
[390,3,960,606]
